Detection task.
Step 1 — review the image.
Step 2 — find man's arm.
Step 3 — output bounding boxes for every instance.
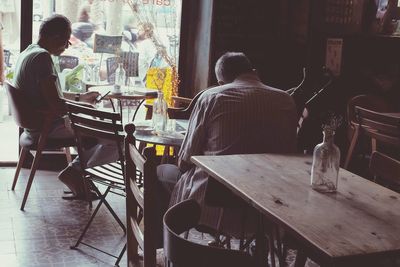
[63,91,100,105]
[177,96,208,172]
[39,76,67,115]
[39,77,100,115]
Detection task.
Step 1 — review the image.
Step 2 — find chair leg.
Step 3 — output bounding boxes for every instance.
[71,186,112,248]
[21,150,42,210]
[344,126,359,169]
[268,227,276,267]
[92,185,126,232]
[64,147,72,164]
[294,250,307,267]
[11,148,29,190]
[371,138,377,152]
[114,243,126,266]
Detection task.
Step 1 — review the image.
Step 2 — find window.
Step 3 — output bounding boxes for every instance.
[32,0,182,103]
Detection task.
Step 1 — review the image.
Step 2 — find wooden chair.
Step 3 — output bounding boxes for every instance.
[66,102,126,266]
[369,151,400,192]
[144,89,206,120]
[5,82,75,210]
[346,95,393,147]
[125,123,158,267]
[163,199,256,267]
[344,106,400,169]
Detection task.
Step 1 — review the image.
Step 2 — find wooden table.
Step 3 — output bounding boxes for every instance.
[89,85,157,122]
[135,119,188,163]
[90,85,158,100]
[134,119,187,147]
[191,153,400,267]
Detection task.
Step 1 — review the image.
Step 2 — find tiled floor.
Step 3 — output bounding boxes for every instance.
[0,166,321,267]
[5,166,397,267]
[0,167,131,267]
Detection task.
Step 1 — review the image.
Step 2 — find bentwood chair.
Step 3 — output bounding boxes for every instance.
[5,82,75,210]
[144,89,206,120]
[369,151,400,192]
[344,106,400,169]
[125,123,158,267]
[163,199,256,267]
[66,102,126,266]
[344,95,394,168]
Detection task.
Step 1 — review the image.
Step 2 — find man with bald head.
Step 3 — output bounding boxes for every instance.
[156,52,298,238]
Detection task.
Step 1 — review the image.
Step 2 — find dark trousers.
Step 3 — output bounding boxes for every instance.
[155,163,181,247]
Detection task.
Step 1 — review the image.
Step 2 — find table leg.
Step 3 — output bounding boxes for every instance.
[294,250,307,267]
[255,213,268,267]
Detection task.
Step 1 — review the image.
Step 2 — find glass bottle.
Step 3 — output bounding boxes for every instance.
[311,129,340,193]
[152,91,168,133]
[114,63,126,94]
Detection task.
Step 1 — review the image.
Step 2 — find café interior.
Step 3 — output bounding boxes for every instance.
[0,0,400,266]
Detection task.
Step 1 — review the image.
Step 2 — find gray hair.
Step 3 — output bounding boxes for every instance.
[39,14,71,39]
[215,52,253,83]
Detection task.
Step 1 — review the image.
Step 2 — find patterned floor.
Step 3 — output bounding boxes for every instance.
[0,166,324,267]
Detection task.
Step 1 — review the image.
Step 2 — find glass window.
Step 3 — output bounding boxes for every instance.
[32,0,182,103]
[0,0,21,162]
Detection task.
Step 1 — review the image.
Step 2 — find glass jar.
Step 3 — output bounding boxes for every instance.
[311,129,340,193]
[152,91,168,133]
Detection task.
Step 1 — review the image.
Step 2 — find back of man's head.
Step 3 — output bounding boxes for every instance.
[215,52,253,84]
[39,14,71,39]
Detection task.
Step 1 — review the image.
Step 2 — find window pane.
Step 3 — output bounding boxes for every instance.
[32,0,182,99]
[0,0,21,162]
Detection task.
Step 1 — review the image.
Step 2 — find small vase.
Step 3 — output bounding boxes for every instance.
[311,129,340,193]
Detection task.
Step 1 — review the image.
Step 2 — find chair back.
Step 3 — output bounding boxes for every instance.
[369,151,400,192]
[163,199,255,267]
[347,95,392,127]
[106,52,139,84]
[5,82,44,130]
[355,106,400,147]
[67,102,125,172]
[145,89,207,120]
[124,123,157,267]
[58,55,79,72]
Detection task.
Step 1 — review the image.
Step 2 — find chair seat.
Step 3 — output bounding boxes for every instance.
[19,131,76,150]
[86,161,125,189]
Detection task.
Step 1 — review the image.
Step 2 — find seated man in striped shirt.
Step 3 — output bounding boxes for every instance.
[156,52,298,240]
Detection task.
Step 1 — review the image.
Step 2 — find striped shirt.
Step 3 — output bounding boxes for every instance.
[170,73,298,233]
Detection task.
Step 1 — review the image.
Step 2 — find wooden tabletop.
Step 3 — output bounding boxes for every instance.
[89,85,158,100]
[133,119,187,147]
[191,154,400,265]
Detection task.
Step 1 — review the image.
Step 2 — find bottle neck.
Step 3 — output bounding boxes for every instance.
[323,130,335,143]
[157,92,164,99]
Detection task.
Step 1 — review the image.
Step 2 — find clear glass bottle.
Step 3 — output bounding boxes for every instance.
[311,129,340,193]
[152,91,168,133]
[114,63,126,94]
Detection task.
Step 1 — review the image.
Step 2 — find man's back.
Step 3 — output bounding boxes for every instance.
[13,44,61,112]
[174,74,297,209]
[201,77,297,156]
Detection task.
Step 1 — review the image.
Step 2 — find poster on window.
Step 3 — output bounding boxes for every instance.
[0,0,15,13]
[93,34,123,54]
